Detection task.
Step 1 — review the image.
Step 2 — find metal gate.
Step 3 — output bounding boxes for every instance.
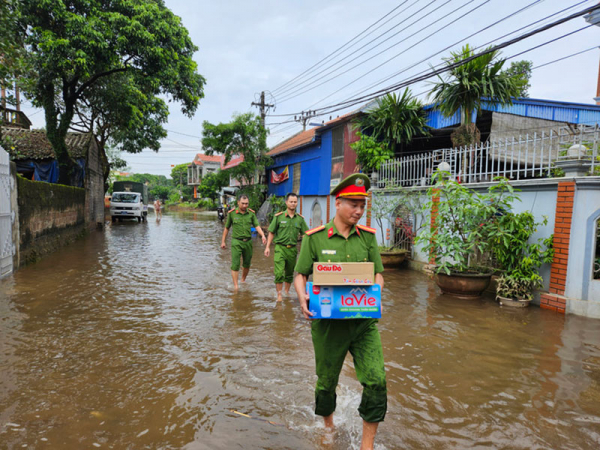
[0,144,14,278]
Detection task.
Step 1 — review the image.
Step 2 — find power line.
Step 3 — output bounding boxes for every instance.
[267,3,600,119]
[271,0,414,95]
[296,0,546,113]
[274,0,439,99]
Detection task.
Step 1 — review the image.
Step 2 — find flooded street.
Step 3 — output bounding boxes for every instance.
[1,212,600,449]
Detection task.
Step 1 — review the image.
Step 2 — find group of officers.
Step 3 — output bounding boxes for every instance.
[220,173,386,450]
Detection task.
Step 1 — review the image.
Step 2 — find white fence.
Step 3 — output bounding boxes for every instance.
[378,125,600,187]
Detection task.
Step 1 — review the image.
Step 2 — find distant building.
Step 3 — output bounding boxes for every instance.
[187,153,222,198]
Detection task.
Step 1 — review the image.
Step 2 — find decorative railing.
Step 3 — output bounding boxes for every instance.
[376,125,600,187]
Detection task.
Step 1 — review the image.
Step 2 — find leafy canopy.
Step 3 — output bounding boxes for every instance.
[197,170,229,201]
[359,89,430,150]
[350,131,394,173]
[18,0,205,184]
[171,163,190,186]
[430,44,526,125]
[202,112,270,186]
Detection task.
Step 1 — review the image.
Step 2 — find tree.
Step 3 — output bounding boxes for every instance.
[504,60,532,98]
[202,112,270,186]
[18,0,206,185]
[105,144,130,172]
[170,163,189,188]
[150,185,171,201]
[430,44,526,146]
[197,170,229,201]
[350,131,394,173]
[358,89,430,153]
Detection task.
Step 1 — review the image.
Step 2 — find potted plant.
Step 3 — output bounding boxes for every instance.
[369,187,409,267]
[489,210,554,307]
[417,173,519,298]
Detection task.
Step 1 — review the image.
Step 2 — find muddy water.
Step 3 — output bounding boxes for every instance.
[1,212,600,449]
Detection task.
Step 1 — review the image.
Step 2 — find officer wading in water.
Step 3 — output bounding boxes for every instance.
[294,173,386,450]
[264,193,308,302]
[221,194,267,290]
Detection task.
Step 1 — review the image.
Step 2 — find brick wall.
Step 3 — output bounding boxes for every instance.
[540,181,575,314]
[17,176,86,266]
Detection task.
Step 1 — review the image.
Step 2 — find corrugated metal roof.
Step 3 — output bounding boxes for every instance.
[423,97,600,129]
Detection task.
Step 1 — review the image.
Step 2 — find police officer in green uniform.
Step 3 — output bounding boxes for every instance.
[264,193,308,302]
[294,173,385,450]
[221,194,267,290]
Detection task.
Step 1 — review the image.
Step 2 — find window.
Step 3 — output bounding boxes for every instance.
[292,163,301,194]
[331,126,344,185]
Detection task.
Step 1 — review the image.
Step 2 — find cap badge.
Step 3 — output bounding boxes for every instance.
[355,178,364,187]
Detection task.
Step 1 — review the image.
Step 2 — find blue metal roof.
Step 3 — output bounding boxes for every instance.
[423,97,600,129]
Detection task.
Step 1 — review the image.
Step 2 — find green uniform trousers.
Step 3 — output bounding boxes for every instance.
[231,239,253,271]
[273,244,297,284]
[311,318,387,423]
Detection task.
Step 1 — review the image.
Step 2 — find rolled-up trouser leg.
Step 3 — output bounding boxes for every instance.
[350,319,387,422]
[311,320,350,417]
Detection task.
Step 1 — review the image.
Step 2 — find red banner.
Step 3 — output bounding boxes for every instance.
[271,166,289,184]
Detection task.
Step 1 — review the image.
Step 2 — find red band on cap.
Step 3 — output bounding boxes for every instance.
[336,184,367,198]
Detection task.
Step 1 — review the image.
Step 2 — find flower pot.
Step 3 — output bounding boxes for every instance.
[436,272,492,298]
[380,249,407,267]
[496,295,530,308]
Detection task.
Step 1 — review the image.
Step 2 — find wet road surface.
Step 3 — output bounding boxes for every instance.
[1,211,600,449]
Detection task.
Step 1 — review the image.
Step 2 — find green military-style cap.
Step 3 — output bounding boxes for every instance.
[330,173,371,199]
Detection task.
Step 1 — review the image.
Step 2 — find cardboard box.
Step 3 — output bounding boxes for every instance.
[312,262,374,286]
[307,282,381,319]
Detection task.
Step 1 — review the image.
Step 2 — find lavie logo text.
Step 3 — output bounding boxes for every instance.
[316,264,342,272]
[341,293,376,306]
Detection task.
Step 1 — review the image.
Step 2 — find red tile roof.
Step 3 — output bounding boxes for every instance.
[221,154,244,170]
[193,153,223,165]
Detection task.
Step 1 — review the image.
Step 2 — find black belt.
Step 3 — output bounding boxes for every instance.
[234,237,251,242]
[277,243,296,248]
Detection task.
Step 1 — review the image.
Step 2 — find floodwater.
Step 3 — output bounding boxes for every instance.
[1,211,600,450]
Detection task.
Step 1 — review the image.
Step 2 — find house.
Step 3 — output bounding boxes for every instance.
[267,112,367,228]
[187,153,222,198]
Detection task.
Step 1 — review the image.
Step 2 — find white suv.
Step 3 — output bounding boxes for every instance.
[110,192,145,222]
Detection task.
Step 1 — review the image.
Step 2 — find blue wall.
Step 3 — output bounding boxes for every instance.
[267,131,333,197]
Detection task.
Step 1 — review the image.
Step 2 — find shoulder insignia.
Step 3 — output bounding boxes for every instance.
[357,224,376,234]
[228,208,236,214]
[248,208,255,213]
[275,212,283,216]
[297,213,304,217]
[305,225,325,236]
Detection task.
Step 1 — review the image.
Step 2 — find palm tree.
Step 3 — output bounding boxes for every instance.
[358,88,430,153]
[430,44,526,146]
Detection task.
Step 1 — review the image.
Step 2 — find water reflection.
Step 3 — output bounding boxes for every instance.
[0,212,599,449]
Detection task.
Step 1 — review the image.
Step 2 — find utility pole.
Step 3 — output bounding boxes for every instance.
[585,5,600,104]
[294,110,317,131]
[251,91,274,129]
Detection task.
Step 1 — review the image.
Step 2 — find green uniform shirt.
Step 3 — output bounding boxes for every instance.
[295,219,384,275]
[225,208,259,239]
[268,211,309,245]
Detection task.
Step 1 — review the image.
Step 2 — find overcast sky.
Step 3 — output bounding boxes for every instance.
[19,0,600,178]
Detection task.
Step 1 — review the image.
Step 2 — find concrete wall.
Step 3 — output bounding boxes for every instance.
[17,176,86,266]
[372,177,600,318]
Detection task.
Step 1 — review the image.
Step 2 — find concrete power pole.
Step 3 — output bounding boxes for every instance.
[251,91,274,129]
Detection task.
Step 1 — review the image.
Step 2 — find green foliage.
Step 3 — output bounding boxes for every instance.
[149,185,171,202]
[430,44,526,128]
[267,195,286,224]
[371,185,427,251]
[202,113,270,186]
[417,173,521,275]
[238,184,267,212]
[0,1,29,99]
[167,192,181,205]
[170,163,190,187]
[105,144,130,172]
[488,211,554,300]
[358,89,430,151]
[350,131,394,173]
[197,170,229,201]
[503,60,532,98]
[18,0,206,185]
